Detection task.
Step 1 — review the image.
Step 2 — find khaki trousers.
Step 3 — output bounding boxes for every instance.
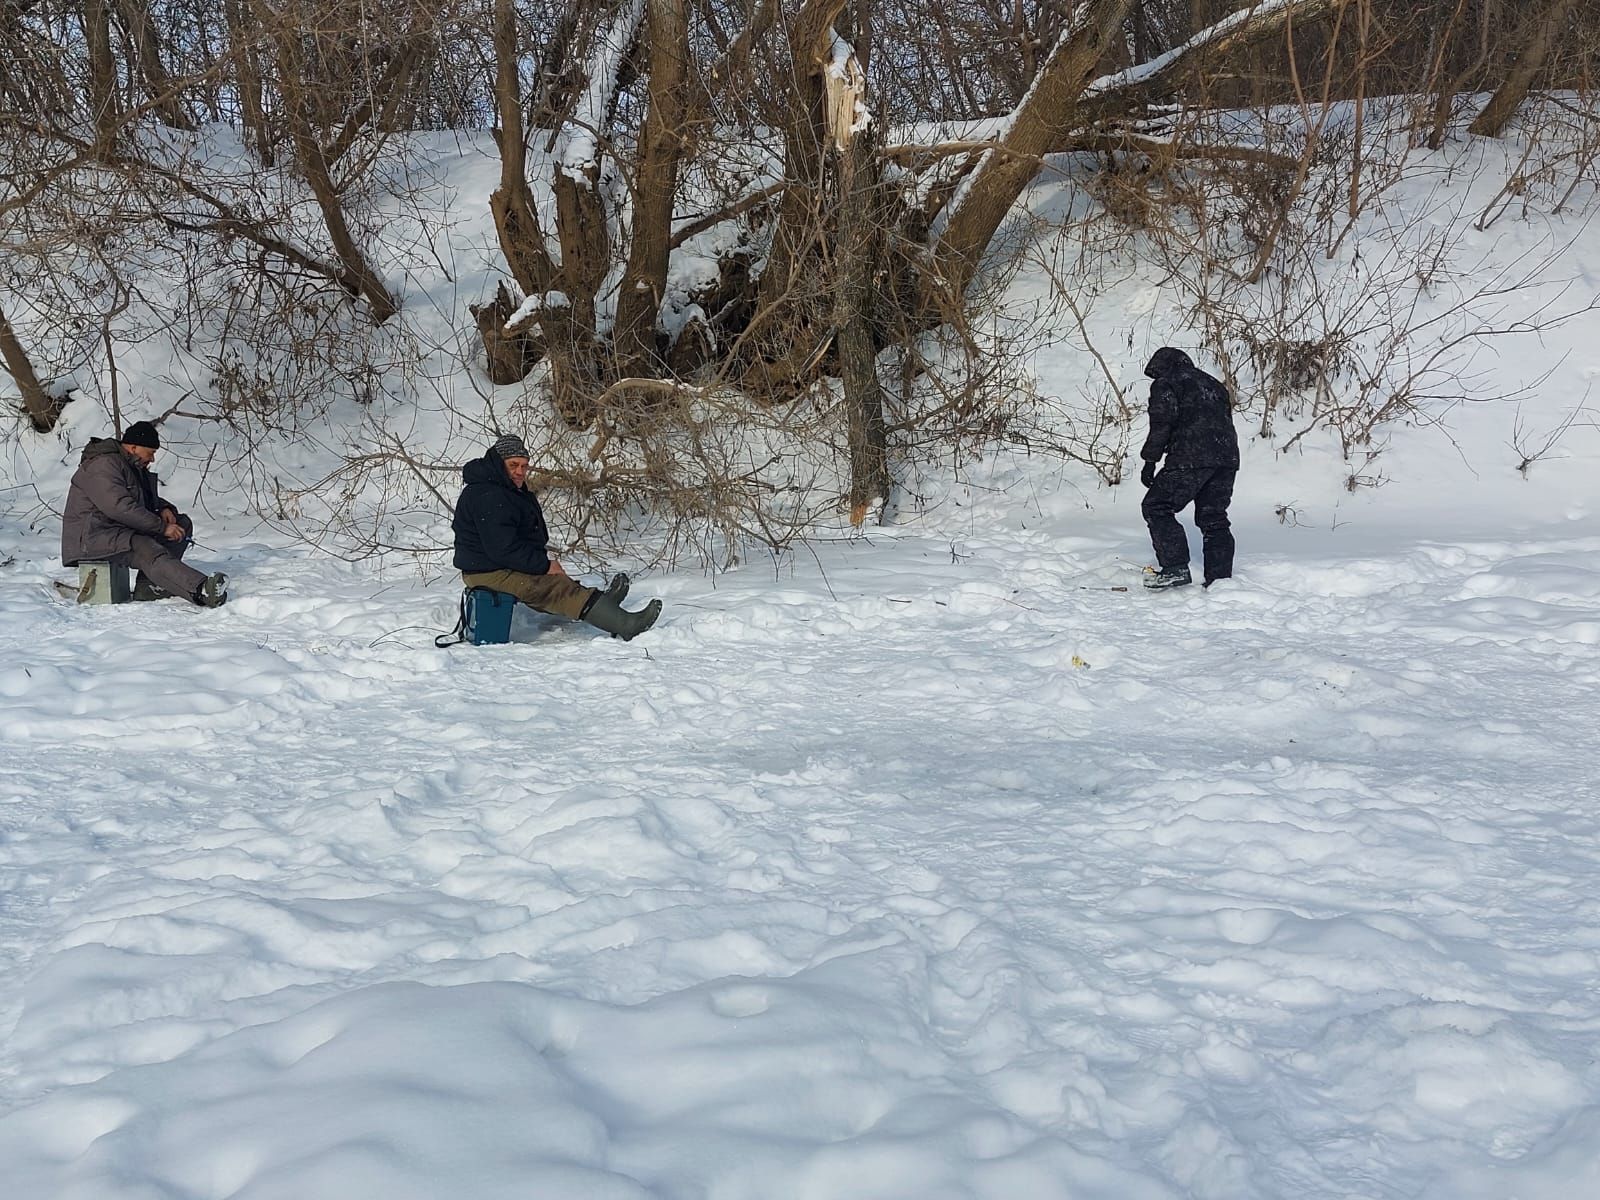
[461,569,594,621]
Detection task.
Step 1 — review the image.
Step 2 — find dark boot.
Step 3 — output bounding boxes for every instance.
[603,572,630,603]
[1143,566,1193,590]
[193,572,229,608]
[131,574,171,602]
[581,591,661,641]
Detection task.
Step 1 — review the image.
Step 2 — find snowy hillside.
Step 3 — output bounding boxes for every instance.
[3,116,1600,1198]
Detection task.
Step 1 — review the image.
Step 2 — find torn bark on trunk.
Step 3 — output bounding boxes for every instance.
[0,302,61,432]
[1469,0,1582,138]
[611,0,690,374]
[756,0,847,316]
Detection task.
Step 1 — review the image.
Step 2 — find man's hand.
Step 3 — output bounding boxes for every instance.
[162,519,185,542]
[1140,461,1158,488]
[547,558,568,577]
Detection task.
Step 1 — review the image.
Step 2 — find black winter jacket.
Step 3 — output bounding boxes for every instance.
[451,452,552,576]
[1140,347,1240,470]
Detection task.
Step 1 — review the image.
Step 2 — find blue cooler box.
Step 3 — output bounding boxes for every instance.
[465,588,517,645]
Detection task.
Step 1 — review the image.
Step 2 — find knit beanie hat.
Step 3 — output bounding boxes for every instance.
[491,433,529,460]
[121,421,160,449]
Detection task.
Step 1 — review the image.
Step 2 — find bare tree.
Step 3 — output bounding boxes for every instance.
[0,301,57,430]
[1470,0,1585,138]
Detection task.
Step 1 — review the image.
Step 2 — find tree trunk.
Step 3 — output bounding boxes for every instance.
[756,0,847,316]
[1470,0,1581,138]
[272,27,399,324]
[612,0,690,374]
[837,123,888,519]
[113,0,193,129]
[541,0,642,422]
[551,172,609,348]
[84,0,118,149]
[929,0,1343,303]
[225,0,273,165]
[471,282,544,385]
[1424,0,1469,150]
[545,170,610,425]
[930,0,1137,301]
[488,0,555,299]
[287,110,400,323]
[0,303,61,432]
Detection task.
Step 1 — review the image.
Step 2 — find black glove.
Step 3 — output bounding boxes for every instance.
[1140,461,1158,488]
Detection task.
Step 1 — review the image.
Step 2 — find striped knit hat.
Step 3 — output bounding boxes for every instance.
[490,433,529,460]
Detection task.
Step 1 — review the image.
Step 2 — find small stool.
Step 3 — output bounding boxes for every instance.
[77,561,131,605]
[465,587,518,645]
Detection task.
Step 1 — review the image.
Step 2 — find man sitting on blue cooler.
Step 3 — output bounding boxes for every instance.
[451,434,662,641]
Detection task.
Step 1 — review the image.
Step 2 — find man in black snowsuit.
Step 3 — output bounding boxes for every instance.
[451,434,662,640]
[1138,347,1240,590]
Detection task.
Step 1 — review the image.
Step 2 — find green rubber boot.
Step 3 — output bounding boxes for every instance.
[581,591,661,641]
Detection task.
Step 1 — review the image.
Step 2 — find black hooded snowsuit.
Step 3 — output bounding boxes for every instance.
[1139,347,1239,583]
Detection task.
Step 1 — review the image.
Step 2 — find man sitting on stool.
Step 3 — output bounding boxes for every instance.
[61,421,228,607]
[452,434,662,641]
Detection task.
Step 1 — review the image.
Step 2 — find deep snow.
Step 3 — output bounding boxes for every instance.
[3,461,1599,1197]
[4,107,1600,1199]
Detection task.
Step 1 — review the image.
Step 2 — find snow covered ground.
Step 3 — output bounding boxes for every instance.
[3,420,1599,1198]
[4,104,1600,1198]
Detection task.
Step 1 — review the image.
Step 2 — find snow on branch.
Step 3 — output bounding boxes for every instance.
[931,0,1131,241]
[1085,0,1340,104]
[559,0,647,181]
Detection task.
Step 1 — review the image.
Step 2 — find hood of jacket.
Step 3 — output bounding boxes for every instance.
[461,451,517,489]
[80,436,130,464]
[1144,346,1194,379]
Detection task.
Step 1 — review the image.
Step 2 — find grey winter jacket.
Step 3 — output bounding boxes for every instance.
[61,438,174,565]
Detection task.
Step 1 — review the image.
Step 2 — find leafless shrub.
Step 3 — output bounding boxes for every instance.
[1510,389,1593,476]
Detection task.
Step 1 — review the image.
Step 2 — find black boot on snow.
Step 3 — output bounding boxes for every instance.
[603,572,630,603]
[1143,566,1193,591]
[582,591,661,641]
[132,574,170,602]
[194,572,229,608]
